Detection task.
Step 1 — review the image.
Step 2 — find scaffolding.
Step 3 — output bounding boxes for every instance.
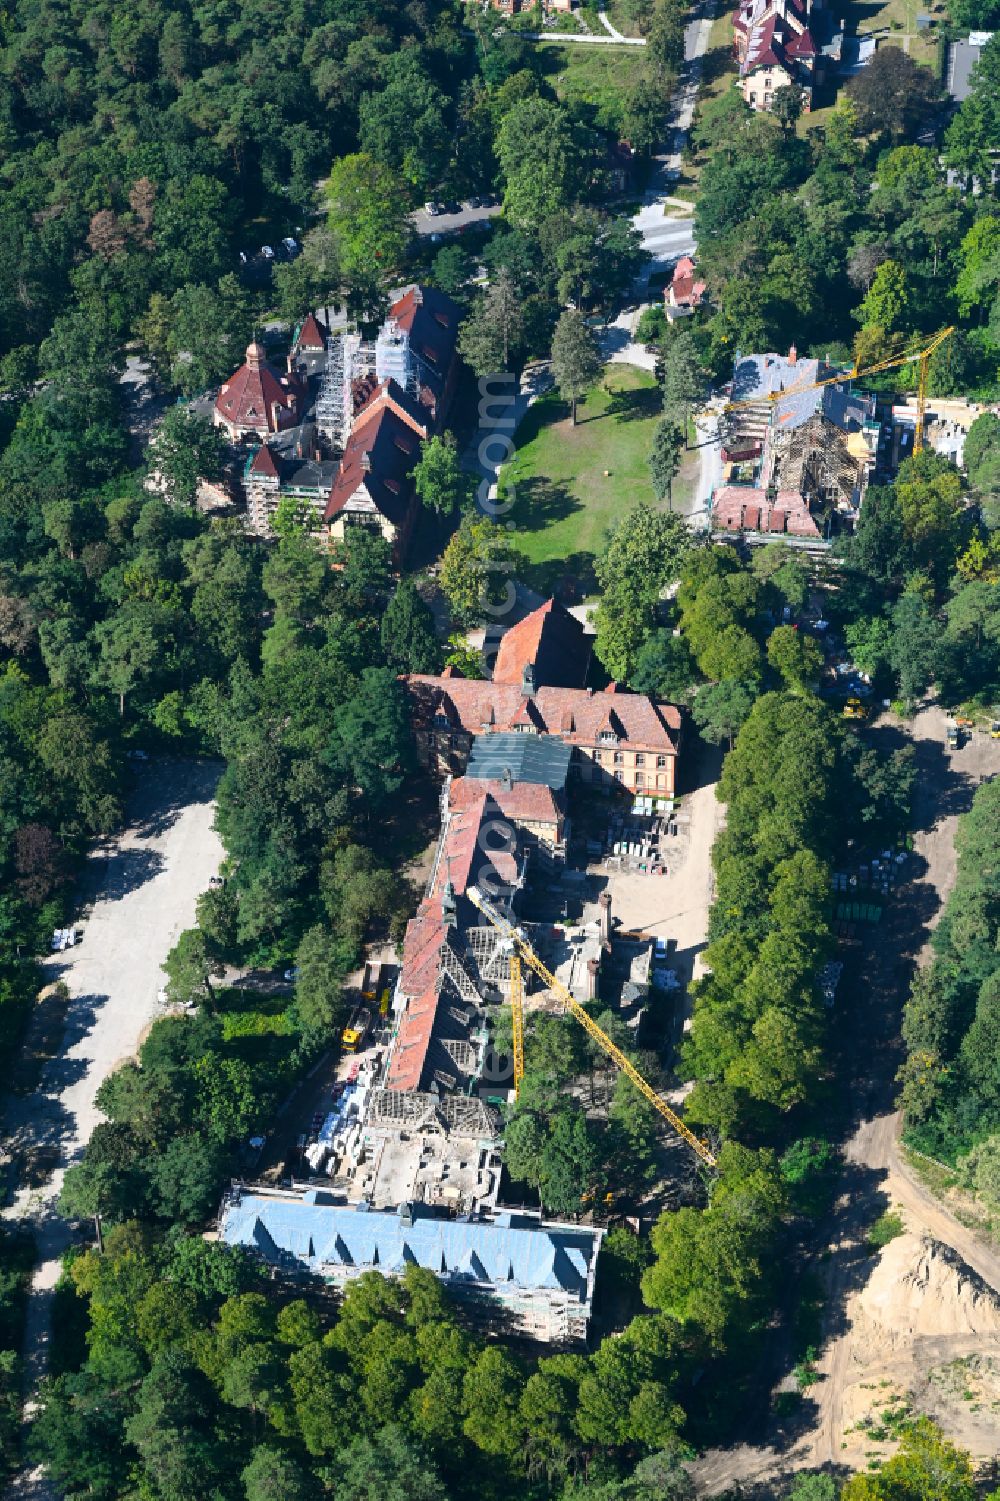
[366,1088,502,1139]
[440,944,483,1007]
[315,331,372,449]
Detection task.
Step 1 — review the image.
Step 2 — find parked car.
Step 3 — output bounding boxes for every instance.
[260,244,274,259]
[283,967,300,983]
[424,201,443,216]
[281,236,299,256]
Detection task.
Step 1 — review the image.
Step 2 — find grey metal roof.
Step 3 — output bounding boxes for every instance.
[465,733,572,790]
[947,37,992,100]
[732,353,871,434]
[221,1192,601,1298]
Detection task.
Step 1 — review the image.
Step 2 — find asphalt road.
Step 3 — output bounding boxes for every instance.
[411,203,502,239]
[3,760,223,1498]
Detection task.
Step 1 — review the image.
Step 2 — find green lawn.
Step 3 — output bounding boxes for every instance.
[501,366,687,597]
[535,42,652,135]
[848,0,943,68]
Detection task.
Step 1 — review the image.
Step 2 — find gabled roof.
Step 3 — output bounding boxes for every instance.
[669,256,708,307]
[449,775,564,828]
[492,598,591,690]
[406,679,681,752]
[295,312,329,352]
[324,403,423,527]
[250,443,280,479]
[389,285,462,405]
[354,377,430,439]
[215,342,303,432]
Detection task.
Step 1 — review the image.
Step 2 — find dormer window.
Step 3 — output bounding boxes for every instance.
[598,730,617,745]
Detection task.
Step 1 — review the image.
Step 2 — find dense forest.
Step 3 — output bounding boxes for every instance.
[899,779,1000,1169]
[680,41,1000,395]
[1,0,999,1490]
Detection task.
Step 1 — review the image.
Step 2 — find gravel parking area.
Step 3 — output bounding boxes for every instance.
[3,759,223,1448]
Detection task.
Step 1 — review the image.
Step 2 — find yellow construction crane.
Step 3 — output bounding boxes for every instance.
[509,951,524,1100]
[468,886,717,1169]
[715,327,954,454]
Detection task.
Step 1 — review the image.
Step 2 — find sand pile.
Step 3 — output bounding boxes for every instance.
[857,1233,1000,1340]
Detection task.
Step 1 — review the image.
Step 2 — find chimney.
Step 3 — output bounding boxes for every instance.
[585,958,600,1001]
[788,343,798,365]
[501,766,513,791]
[286,352,294,375]
[598,891,612,943]
[521,662,536,695]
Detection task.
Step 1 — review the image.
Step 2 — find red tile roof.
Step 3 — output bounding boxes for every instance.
[354,378,429,439]
[448,776,563,829]
[389,285,461,409]
[215,342,303,434]
[429,792,519,901]
[492,598,591,689]
[250,442,280,479]
[669,256,708,308]
[324,402,424,528]
[406,678,681,752]
[712,485,822,539]
[295,312,329,352]
[391,784,524,1093]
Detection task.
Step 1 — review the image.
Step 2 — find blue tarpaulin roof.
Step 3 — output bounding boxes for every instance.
[221,1194,600,1300]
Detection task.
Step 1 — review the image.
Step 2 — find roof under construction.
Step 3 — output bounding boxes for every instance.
[465,732,573,790]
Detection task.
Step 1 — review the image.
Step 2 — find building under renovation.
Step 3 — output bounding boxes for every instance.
[220,1188,604,1344]
[712,348,882,540]
[217,742,623,1341]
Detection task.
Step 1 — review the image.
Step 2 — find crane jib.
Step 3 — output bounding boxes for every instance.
[466,886,717,1170]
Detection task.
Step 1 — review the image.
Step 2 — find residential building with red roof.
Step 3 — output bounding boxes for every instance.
[405,676,682,798]
[214,340,305,439]
[733,0,827,111]
[293,312,330,353]
[387,786,527,1095]
[491,598,591,692]
[666,256,708,312]
[448,774,566,850]
[323,378,430,564]
[386,285,462,426]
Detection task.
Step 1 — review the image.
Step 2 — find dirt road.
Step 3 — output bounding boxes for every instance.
[692,705,1000,1495]
[3,760,222,1499]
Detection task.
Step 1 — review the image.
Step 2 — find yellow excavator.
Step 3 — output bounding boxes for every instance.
[468,886,717,1170]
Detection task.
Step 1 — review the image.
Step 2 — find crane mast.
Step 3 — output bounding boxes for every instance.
[509,951,524,1099]
[468,886,717,1169]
